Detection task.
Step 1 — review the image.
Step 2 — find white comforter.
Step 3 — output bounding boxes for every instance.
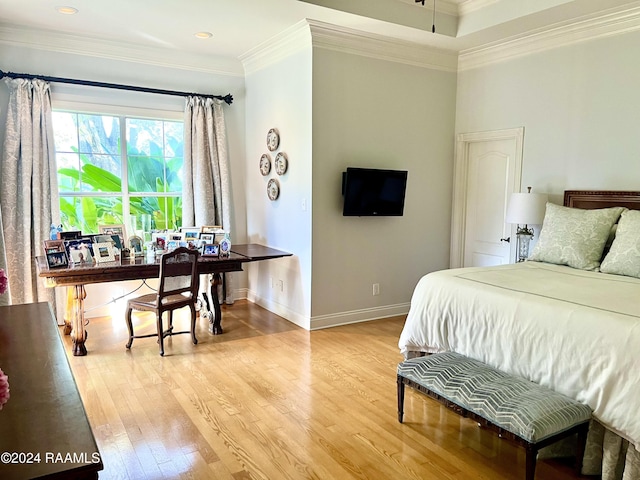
[398,261,640,448]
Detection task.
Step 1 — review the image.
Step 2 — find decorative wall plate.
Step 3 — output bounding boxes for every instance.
[274,152,288,175]
[259,154,271,176]
[267,178,280,201]
[267,128,280,151]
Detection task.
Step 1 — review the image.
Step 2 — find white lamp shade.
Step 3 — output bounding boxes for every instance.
[506,192,548,225]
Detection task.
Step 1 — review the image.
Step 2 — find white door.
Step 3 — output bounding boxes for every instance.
[451,128,524,268]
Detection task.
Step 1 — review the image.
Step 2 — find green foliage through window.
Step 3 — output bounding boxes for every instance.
[53,111,183,235]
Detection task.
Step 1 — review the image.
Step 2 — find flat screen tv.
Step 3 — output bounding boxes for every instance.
[342,167,408,216]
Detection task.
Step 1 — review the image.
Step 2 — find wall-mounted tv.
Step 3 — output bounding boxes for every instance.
[342,167,408,216]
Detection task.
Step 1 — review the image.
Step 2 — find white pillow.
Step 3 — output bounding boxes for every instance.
[528,203,625,270]
[600,210,640,278]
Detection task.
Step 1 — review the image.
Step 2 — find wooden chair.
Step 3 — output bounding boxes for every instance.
[125,247,200,356]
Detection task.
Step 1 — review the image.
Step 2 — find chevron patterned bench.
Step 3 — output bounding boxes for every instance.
[397,352,592,480]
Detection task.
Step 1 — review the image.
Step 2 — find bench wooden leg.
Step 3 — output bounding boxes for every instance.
[397,375,405,423]
[525,446,537,480]
[575,423,589,476]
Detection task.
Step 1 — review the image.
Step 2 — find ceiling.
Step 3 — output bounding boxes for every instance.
[1,0,639,74]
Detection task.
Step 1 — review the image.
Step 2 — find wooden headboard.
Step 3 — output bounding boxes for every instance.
[564,190,640,210]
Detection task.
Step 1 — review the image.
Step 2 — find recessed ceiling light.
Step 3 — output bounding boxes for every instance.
[56,6,78,15]
[194,31,213,39]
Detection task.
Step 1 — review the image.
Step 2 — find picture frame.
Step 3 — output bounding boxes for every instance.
[93,242,115,263]
[200,225,223,234]
[43,239,65,255]
[128,235,143,256]
[98,224,127,249]
[168,233,183,242]
[180,227,201,242]
[58,230,82,240]
[202,243,220,257]
[166,240,179,251]
[46,250,69,268]
[151,232,167,250]
[199,233,214,244]
[65,239,94,265]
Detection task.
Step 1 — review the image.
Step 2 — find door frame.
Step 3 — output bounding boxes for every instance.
[450,127,524,268]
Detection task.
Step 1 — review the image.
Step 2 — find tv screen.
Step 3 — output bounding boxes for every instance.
[342,167,408,216]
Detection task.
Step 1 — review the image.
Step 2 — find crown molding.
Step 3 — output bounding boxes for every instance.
[240,19,458,75]
[0,24,244,77]
[239,20,312,76]
[307,19,458,72]
[459,4,640,71]
[458,0,499,16]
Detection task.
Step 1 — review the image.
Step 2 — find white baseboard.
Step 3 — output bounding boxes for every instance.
[309,303,410,330]
[245,288,409,331]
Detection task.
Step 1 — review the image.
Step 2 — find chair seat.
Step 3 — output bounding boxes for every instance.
[127,292,193,312]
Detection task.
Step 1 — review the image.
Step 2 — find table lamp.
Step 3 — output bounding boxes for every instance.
[506,187,548,262]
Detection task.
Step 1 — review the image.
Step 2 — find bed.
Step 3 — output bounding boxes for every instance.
[398,190,640,479]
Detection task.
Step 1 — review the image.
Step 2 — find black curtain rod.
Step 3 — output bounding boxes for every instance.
[0,69,233,105]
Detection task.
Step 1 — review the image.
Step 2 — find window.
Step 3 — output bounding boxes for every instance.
[53,111,184,236]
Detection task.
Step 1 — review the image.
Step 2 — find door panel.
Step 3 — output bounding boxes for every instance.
[452,129,523,268]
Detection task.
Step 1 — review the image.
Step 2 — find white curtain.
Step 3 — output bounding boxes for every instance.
[0,78,59,307]
[183,96,233,303]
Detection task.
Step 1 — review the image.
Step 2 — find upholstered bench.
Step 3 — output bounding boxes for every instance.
[397,352,592,480]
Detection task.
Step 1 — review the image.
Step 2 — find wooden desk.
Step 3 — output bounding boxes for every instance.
[0,302,103,480]
[37,244,291,356]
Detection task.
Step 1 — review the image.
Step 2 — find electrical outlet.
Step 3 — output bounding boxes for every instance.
[373,283,380,296]
[278,279,284,292]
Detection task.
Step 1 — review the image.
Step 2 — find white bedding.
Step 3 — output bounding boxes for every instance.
[398,261,640,448]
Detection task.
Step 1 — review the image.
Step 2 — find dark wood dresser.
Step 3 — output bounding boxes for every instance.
[0,302,103,479]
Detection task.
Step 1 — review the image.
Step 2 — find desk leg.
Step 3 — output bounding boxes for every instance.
[63,287,74,335]
[208,273,223,335]
[71,285,88,356]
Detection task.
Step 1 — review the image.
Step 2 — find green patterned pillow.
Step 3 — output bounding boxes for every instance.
[600,210,640,278]
[528,203,625,271]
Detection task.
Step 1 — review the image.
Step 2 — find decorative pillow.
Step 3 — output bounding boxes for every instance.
[528,203,625,270]
[600,210,640,278]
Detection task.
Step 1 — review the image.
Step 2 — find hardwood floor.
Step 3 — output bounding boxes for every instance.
[61,301,585,480]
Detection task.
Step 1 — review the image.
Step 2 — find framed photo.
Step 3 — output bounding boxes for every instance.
[166,240,179,251]
[152,232,167,250]
[93,242,115,263]
[168,232,183,242]
[180,227,201,242]
[65,239,94,264]
[201,225,223,234]
[43,239,65,255]
[128,235,143,256]
[58,230,82,240]
[46,250,68,268]
[202,243,220,257]
[199,233,214,244]
[98,224,126,249]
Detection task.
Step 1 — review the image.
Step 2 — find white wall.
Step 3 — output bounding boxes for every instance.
[244,44,314,327]
[455,30,640,203]
[310,47,457,327]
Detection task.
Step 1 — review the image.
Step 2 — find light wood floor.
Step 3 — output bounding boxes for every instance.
[61,301,585,480]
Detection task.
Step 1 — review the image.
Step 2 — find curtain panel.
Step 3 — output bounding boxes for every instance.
[183,96,233,304]
[0,78,59,306]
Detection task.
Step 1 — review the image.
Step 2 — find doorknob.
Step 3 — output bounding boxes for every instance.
[500,237,511,243]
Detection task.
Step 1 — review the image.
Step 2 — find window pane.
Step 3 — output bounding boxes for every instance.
[56,152,81,192]
[164,121,183,158]
[129,196,182,231]
[127,118,184,194]
[127,155,166,193]
[60,196,123,233]
[77,114,120,155]
[52,112,78,152]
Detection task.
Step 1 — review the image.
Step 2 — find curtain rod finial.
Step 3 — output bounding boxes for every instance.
[223,94,233,105]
